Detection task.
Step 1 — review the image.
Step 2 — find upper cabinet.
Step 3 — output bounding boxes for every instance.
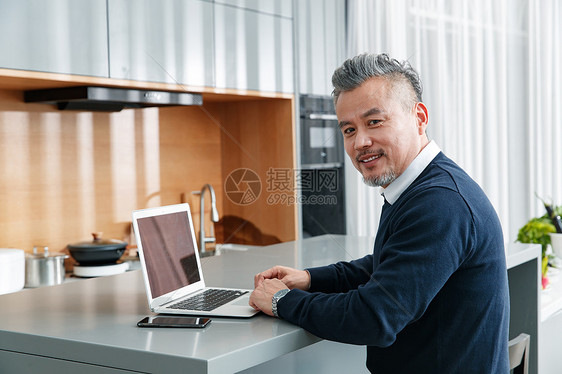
[108,0,215,87]
[214,3,294,93]
[214,0,292,18]
[0,0,109,77]
[0,0,297,94]
[295,0,346,96]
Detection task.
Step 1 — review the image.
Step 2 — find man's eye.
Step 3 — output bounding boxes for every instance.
[343,127,355,135]
[368,120,382,126]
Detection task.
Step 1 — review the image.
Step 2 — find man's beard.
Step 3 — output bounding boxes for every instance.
[355,149,397,187]
[362,170,397,187]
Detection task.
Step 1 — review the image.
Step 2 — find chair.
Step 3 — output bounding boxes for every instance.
[509,333,530,374]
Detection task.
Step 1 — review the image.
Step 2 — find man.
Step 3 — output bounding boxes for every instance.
[250,53,509,373]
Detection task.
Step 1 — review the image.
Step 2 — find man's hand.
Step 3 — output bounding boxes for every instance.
[253,266,311,291]
[249,278,287,316]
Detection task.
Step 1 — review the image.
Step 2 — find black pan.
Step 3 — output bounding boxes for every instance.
[67,233,127,266]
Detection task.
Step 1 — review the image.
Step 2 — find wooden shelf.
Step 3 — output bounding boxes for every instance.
[0,68,293,102]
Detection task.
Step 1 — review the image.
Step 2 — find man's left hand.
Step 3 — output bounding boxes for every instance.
[249,278,288,316]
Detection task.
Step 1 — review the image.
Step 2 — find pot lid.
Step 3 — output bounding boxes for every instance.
[27,246,69,259]
[68,232,127,251]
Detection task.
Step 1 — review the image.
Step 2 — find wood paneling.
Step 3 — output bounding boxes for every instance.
[208,98,298,243]
[0,89,223,252]
[0,83,297,254]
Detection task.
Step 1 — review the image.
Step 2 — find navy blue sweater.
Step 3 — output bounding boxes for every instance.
[278,153,509,373]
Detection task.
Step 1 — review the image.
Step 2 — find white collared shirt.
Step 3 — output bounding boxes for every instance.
[381,140,441,205]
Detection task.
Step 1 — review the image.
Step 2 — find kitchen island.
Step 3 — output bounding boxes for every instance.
[0,235,540,374]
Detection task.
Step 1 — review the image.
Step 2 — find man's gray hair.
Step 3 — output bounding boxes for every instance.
[332,53,423,108]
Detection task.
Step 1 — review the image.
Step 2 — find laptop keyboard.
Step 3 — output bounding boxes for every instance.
[169,289,249,312]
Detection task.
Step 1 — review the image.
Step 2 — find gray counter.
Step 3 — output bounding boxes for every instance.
[0,236,540,374]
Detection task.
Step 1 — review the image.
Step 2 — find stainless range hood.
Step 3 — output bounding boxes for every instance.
[24,86,203,112]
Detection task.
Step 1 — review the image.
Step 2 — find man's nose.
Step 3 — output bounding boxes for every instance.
[354,129,373,149]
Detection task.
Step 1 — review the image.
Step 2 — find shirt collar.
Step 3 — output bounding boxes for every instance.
[380,140,441,205]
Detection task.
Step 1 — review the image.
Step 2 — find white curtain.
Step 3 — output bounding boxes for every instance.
[529,0,562,216]
[344,0,559,244]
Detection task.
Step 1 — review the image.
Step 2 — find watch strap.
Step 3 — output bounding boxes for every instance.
[272,288,290,317]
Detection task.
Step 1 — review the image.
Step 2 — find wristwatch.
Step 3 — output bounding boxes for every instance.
[272,288,290,317]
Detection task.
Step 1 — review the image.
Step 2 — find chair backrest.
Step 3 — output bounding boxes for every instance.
[509,333,530,374]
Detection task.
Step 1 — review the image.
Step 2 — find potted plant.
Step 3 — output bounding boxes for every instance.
[517,202,562,289]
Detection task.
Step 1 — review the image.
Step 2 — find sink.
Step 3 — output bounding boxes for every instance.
[203,243,262,257]
[214,243,251,252]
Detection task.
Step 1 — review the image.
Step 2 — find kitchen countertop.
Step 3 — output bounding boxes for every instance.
[0,235,541,373]
[507,242,542,269]
[0,235,372,373]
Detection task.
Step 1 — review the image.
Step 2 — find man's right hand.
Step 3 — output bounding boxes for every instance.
[254,266,311,291]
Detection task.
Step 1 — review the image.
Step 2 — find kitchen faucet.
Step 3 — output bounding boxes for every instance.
[194,184,219,255]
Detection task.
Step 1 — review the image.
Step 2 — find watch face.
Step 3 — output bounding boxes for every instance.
[275,289,290,300]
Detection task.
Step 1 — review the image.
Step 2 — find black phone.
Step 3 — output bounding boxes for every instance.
[137,316,211,328]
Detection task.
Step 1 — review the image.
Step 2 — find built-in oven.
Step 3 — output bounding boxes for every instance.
[299,95,346,237]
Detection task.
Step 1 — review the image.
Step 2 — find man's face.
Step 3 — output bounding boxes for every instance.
[336,77,428,187]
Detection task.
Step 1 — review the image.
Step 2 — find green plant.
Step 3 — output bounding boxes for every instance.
[517,217,556,258]
[517,205,560,286]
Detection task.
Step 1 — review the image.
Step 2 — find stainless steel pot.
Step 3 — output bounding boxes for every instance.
[25,246,69,288]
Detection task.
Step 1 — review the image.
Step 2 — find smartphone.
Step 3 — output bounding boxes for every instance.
[137,316,211,328]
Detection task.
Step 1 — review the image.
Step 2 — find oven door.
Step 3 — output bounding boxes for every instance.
[300,116,343,168]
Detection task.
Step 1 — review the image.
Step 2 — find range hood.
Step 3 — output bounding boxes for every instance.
[24,86,203,112]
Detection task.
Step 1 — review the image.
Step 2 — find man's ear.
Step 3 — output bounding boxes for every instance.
[414,102,429,135]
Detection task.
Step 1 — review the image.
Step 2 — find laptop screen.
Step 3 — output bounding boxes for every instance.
[137,211,201,298]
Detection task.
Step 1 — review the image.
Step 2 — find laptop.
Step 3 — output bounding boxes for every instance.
[132,203,259,318]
